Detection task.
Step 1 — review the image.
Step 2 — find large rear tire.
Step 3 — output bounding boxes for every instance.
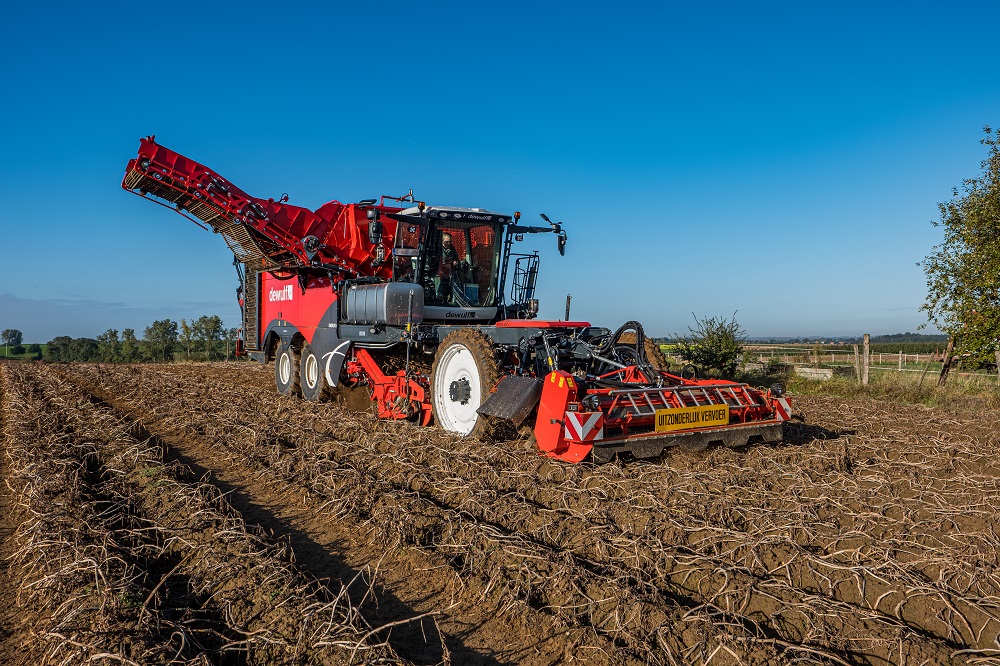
[275,342,301,397]
[300,344,324,402]
[430,329,498,437]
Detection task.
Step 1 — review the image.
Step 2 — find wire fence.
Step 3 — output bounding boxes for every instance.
[745,348,943,367]
[661,343,998,382]
[742,344,998,381]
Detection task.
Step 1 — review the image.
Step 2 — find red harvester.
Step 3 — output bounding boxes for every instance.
[122,137,791,463]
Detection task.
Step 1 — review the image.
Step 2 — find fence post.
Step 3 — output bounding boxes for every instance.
[853,345,861,384]
[938,337,955,387]
[919,360,932,388]
[862,334,870,386]
[898,350,903,371]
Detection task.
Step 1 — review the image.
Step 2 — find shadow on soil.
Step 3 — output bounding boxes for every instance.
[63,375,506,666]
[162,445,506,666]
[163,435,502,666]
[778,418,856,448]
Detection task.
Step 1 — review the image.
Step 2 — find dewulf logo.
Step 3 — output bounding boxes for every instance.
[269,285,294,302]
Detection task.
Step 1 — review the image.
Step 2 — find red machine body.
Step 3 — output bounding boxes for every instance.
[258,272,337,346]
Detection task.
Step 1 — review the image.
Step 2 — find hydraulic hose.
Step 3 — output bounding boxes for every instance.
[592,320,660,385]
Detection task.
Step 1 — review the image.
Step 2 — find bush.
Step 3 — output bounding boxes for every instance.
[673,313,747,378]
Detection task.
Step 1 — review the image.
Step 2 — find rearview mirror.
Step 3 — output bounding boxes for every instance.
[366,209,383,245]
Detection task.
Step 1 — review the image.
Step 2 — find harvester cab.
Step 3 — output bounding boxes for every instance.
[122,136,792,464]
[378,205,566,324]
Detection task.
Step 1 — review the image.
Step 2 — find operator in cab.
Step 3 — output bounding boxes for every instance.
[437,232,460,301]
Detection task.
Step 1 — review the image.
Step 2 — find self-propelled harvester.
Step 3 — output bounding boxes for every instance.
[122,137,791,462]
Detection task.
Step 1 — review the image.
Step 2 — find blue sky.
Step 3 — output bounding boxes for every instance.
[1,1,998,341]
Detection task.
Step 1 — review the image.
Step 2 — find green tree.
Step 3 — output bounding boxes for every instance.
[43,336,99,362]
[921,126,1000,365]
[672,312,747,377]
[68,338,99,361]
[179,319,195,361]
[120,329,141,363]
[223,327,240,360]
[26,343,41,359]
[144,319,178,362]
[2,329,23,355]
[44,336,73,361]
[96,329,121,362]
[193,315,224,361]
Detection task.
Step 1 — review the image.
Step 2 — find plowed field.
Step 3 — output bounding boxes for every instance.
[2,361,999,665]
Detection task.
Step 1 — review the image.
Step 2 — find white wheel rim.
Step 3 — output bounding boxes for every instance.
[304,353,319,389]
[434,343,482,435]
[278,352,291,384]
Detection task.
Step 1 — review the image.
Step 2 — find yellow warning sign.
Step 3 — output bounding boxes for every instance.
[654,404,730,432]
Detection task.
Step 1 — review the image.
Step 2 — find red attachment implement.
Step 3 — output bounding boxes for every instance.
[346,349,432,425]
[534,370,790,463]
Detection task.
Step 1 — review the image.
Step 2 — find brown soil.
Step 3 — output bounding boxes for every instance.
[1,362,408,665]
[4,360,1000,665]
[0,365,27,665]
[117,402,597,665]
[52,363,630,666]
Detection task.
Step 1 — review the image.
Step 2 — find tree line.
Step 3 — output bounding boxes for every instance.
[2,316,239,363]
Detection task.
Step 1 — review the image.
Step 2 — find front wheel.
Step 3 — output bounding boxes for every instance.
[430,329,498,437]
[275,342,301,397]
[300,344,324,402]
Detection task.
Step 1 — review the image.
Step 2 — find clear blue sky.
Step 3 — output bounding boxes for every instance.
[2,1,998,342]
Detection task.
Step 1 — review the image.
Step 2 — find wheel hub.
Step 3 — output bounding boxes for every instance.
[449,377,472,404]
[278,353,291,384]
[432,339,487,436]
[304,354,318,388]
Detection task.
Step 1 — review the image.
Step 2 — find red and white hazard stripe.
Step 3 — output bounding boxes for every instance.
[564,411,604,442]
[772,397,792,422]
